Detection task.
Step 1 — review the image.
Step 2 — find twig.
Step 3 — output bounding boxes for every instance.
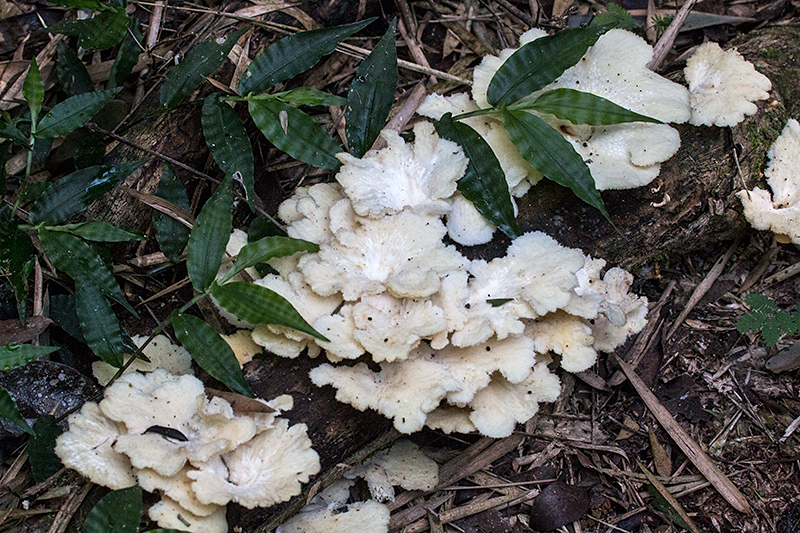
[665,239,738,340]
[647,0,701,70]
[614,355,752,514]
[638,461,701,533]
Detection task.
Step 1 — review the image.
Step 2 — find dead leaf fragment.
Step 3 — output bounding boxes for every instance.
[529,481,590,531]
[0,317,54,345]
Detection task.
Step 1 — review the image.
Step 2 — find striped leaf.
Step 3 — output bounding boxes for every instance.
[160,29,245,109]
[238,18,374,96]
[48,8,130,50]
[0,385,33,435]
[57,222,145,242]
[0,122,27,146]
[0,344,58,371]
[29,415,63,482]
[153,164,191,264]
[345,18,397,157]
[187,174,232,292]
[0,215,34,319]
[36,88,121,139]
[38,228,138,316]
[74,282,132,367]
[108,20,144,89]
[502,109,609,221]
[202,94,255,209]
[273,88,347,107]
[211,281,328,341]
[29,160,146,225]
[525,88,661,125]
[82,486,142,533]
[220,235,318,283]
[23,59,43,125]
[487,26,608,107]
[249,98,342,170]
[56,41,93,96]
[435,113,519,239]
[172,311,253,397]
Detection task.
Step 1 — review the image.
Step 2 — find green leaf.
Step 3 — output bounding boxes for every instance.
[503,109,609,220]
[238,18,375,96]
[0,385,33,435]
[82,485,142,533]
[273,88,348,107]
[435,113,519,239]
[57,41,94,96]
[0,344,59,371]
[592,3,637,30]
[202,94,255,209]
[36,88,122,139]
[0,213,34,319]
[38,228,137,316]
[56,221,145,242]
[23,59,44,126]
[48,0,107,9]
[487,26,608,107]
[220,235,318,283]
[345,18,397,158]
[29,415,63,483]
[74,282,132,367]
[29,160,146,225]
[50,294,85,342]
[0,122,27,146]
[48,9,130,50]
[160,29,246,109]
[211,281,328,341]
[249,99,342,170]
[171,311,253,396]
[524,88,660,125]
[153,164,191,264]
[143,530,191,533]
[187,174,232,292]
[744,293,777,312]
[487,298,513,307]
[108,20,144,89]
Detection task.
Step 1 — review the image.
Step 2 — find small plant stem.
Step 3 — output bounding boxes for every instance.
[10,139,35,218]
[451,107,500,121]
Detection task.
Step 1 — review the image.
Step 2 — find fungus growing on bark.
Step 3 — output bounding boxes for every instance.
[685,41,771,127]
[738,118,800,244]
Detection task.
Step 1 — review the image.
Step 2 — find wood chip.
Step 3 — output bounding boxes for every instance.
[615,355,752,514]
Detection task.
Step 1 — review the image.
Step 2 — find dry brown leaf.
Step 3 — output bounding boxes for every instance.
[648,426,673,477]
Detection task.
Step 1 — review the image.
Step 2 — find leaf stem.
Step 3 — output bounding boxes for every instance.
[451,107,501,121]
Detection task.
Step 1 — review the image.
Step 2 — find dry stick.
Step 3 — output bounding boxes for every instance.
[403,492,536,533]
[45,482,92,533]
[614,355,752,514]
[762,259,800,287]
[647,0,701,70]
[338,41,469,85]
[638,461,701,533]
[397,17,436,83]
[665,239,738,340]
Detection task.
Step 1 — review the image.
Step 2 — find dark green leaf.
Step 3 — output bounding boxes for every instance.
[153,164,190,264]
[82,485,142,533]
[36,88,122,139]
[0,385,33,435]
[50,294,85,342]
[143,530,191,533]
[48,0,107,9]
[171,311,253,396]
[744,293,777,312]
[435,113,519,239]
[249,99,342,170]
[74,282,133,367]
[273,88,348,107]
[0,122,27,146]
[487,298,514,307]
[345,19,397,157]
[0,215,34,319]
[238,18,375,96]
[187,174,232,292]
[108,20,144,88]
[57,222,145,242]
[57,41,94,96]
[503,109,609,220]
[487,26,608,107]
[159,29,246,109]
[219,235,318,283]
[23,59,44,125]
[74,132,107,168]
[202,94,255,209]
[29,415,63,482]
[592,3,637,30]
[247,215,285,240]
[211,281,328,341]
[0,344,58,371]
[48,8,130,50]
[29,160,146,225]
[38,228,137,316]
[525,88,660,125]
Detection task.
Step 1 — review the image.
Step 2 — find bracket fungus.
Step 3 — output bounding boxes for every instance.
[217,122,649,438]
[684,41,772,127]
[54,370,320,533]
[738,118,800,244]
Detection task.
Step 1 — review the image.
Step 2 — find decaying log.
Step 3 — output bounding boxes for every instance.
[89,24,800,530]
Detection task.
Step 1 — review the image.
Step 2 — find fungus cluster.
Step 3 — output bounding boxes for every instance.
[222,121,648,438]
[54,369,320,533]
[738,118,800,244]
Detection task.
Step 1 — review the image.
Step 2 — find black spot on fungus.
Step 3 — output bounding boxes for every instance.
[486,346,491,351]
